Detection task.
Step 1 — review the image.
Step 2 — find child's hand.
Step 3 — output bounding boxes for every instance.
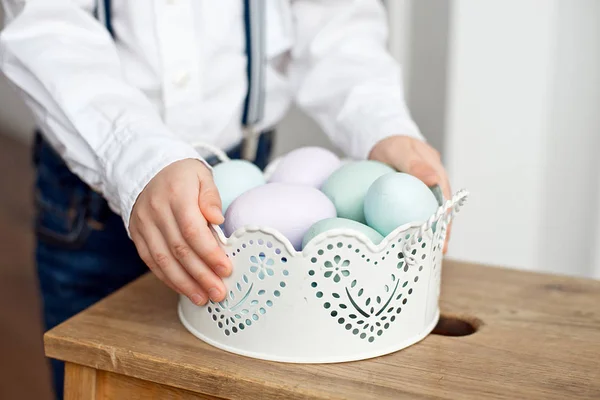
[369,136,452,253]
[129,159,231,305]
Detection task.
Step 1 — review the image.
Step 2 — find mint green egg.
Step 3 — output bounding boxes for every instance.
[364,172,439,236]
[321,161,395,223]
[302,217,385,249]
[212,160,265,213]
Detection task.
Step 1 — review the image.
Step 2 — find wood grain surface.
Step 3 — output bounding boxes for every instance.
[45,260,600,399]
[64,363,97,400]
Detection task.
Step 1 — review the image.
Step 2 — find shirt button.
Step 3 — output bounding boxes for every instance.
[172,71,191,88]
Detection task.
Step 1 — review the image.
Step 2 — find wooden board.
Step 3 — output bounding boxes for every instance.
[63,362,223,400]
[64,363,97,400]
[95,369,222,400]
[45,261,600,399]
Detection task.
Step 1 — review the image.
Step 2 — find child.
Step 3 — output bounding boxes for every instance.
[0,1,450,397]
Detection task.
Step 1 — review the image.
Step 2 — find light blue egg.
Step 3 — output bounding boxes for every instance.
[212,160,265,213]
[302,217,384,249]
[364,173,439,236]
[321,161,395,224]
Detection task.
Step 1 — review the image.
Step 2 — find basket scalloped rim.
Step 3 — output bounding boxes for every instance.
[212,188,469,257]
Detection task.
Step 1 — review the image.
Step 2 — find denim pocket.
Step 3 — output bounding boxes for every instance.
[34,169,92,249]
[33,137,98,249]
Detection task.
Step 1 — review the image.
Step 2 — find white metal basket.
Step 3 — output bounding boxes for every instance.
[179,145,469,363]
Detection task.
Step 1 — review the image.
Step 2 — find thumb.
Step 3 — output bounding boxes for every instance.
[198,176,224,225]
[404,159,440,187]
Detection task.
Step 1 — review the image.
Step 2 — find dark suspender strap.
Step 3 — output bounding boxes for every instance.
[95,0,114,38]
[103,0,114,38]
[94,1,265,160]
[241,0,266,160]
[241,0,266,129]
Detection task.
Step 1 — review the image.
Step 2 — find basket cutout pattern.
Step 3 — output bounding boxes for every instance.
[207,237,291,336]
[304,220,446,343]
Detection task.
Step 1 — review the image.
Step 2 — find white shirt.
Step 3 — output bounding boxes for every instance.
[0,0,422,231]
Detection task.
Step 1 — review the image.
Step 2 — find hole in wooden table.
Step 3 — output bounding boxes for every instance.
[432,315,481,337]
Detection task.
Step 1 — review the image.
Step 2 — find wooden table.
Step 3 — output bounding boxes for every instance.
[44,261,600,399]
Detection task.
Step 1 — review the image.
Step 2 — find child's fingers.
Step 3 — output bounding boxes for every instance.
[171,193,232,278]
[398,154,453,255]
[197,170,224,225]
[131,229,180,294]
[152,204,227,302]
[443,223,452,254]
[141,222,210,306]
[436,167,453,254]
[404,158,440,186]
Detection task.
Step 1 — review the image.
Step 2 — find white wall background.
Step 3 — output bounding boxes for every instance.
[444,0,600,278]
[540,0,600,279]
[1,1,599,278]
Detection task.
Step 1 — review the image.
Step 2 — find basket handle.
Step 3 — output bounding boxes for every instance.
[410,189,469,246]
[191,141,231,165]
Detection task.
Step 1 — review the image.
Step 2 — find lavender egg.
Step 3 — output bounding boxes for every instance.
[268,147,341,188]
[224,183,337,250]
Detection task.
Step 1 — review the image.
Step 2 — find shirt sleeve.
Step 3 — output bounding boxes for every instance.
[288,0,424,159]
[0,1,205,232]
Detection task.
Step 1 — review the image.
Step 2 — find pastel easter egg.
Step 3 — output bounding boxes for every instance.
[364,172,439,236]
[224,183,337,250]
[302,217,384,249]
[321,160,395,223]
[212,160,265,213]
[268,147,341,188]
